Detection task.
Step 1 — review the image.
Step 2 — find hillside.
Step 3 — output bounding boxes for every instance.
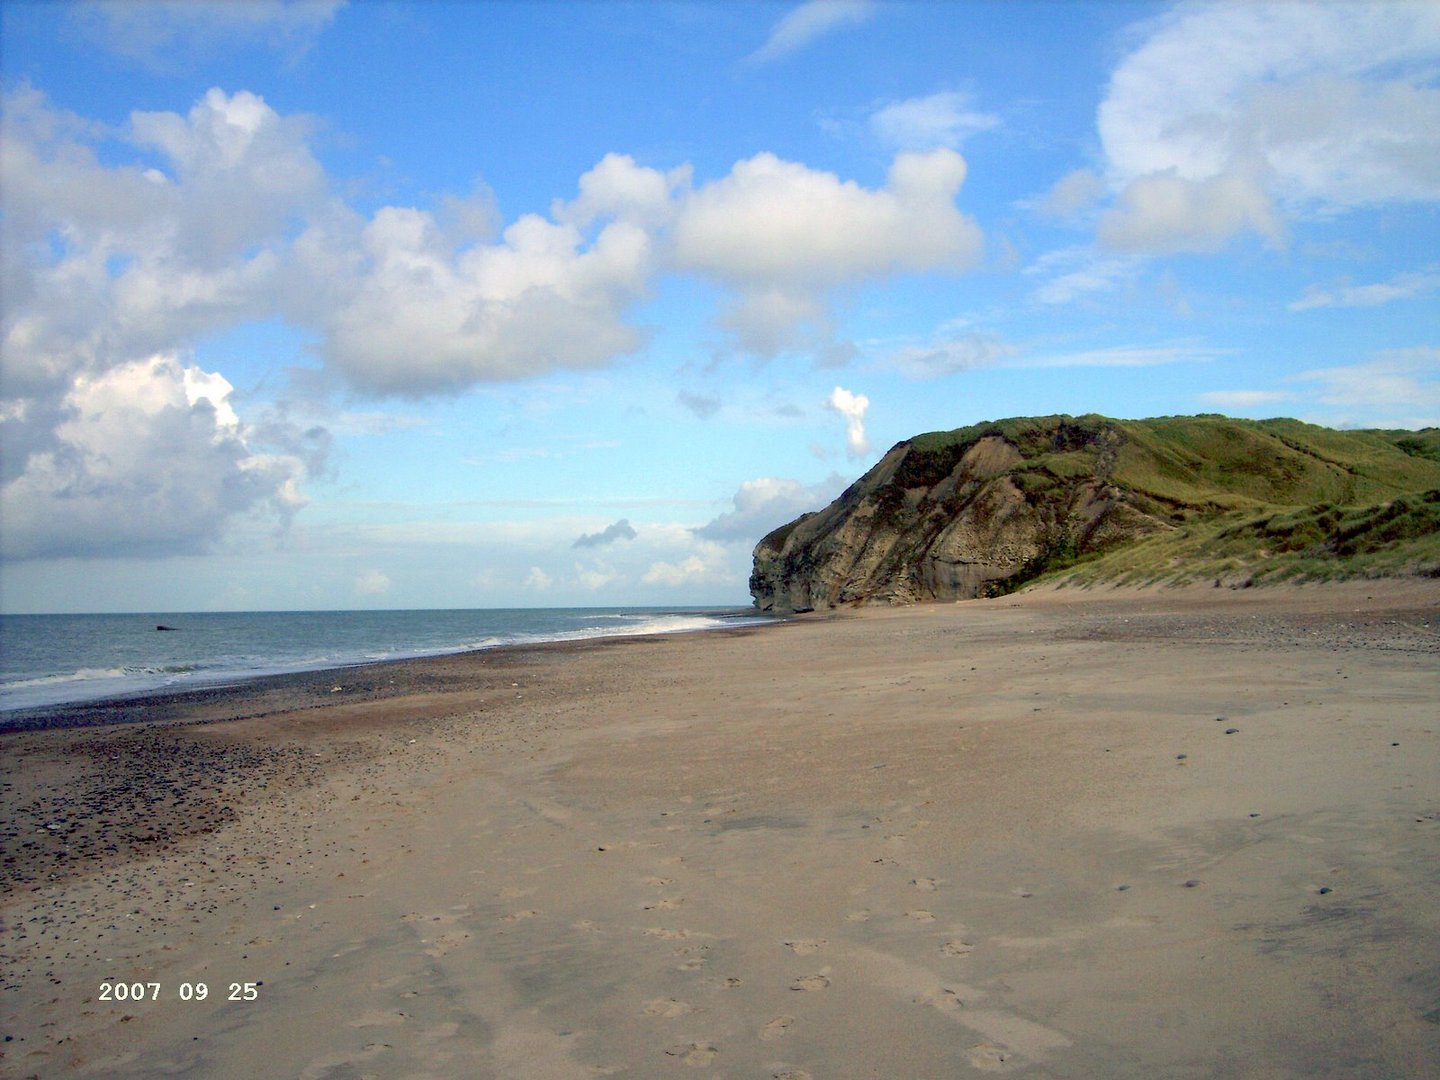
[750,414,1440,612]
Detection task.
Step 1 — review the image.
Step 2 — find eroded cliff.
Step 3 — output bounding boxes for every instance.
[750,414,1440,611]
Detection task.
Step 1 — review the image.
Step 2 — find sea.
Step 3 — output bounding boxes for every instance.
[0,607,776,713]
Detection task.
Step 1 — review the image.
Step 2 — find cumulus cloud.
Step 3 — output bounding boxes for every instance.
[672,148,982,357]
[1094,2,1440,251]
[1097,171,1284,253]
[556,152,690,230]
[574,562,619,591]
[640,540,731,588]
[301,203,654,394]
[524,566,553,590]
[1039,169,1107,219]
[827,386,871,457]
[1,87,330,561]
[694,475,847,542]
[573,519,638,549]
[870,91,1000,151]
[674,148,979,289]
[0,354,315,559]
[2,85,993,560]
[354,569,391,595]
[747,0,874,63]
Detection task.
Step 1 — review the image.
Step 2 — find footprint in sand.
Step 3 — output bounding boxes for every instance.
[665,1042,718,1067]
[905,909,936,922]
[790,974,830,992]
[761,1015,795,1041]
[643,897,684,911]
[846,910,871,923]
[645,877,673,887]
[422,931,472,957]
[347,1010,408,1028]
[772,1069,812,1080]
[919,987,966,1014]
[783,939,827,954]
[967,1043,1012,1071]
[500,910,539,922]
[642,927,692,940]
[940,940,975,957]
[642,997,696,1018]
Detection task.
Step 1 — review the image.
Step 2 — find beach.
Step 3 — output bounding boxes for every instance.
[3,581,1438,1079]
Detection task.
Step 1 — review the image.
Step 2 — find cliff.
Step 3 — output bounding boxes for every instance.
[750,414,1440,612]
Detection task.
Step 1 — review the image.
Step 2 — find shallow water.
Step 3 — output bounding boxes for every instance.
[0,607,771,711]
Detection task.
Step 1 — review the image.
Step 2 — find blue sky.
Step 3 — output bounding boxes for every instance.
[2,0,1438,613]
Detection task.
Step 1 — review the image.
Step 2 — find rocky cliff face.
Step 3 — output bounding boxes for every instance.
[749,414,1440,612]
[750,418,1169,611]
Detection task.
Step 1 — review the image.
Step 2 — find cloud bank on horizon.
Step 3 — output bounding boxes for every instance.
[1,0,1437,611]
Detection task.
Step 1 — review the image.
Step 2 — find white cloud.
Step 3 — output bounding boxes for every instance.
[1024,247,1140,305]
[1095,2,1440,251]
[641,540,731,588]
[1197,389,1291,410]
[674,148,979,289]
[574,562,619,591]
[1200,349,1440,425]
[304,204,654,394]
[672,148,982,357]
[354,569,391,595]
[694,475,848,542]
[1097,170,1284,253]
[1016,342,1221,369]
[524,566,553,591]
[70,0,345,69]
[1293,348,1440,410]
[2,87,323,395]
[890,331,1017,378]
[748,0,874,63]
[870,91,1000,151]
[827,386,871,457]
[556,152,690,230]
[0,354,313,559]
[1039,169,1107,219]
[1289,267,1440,311]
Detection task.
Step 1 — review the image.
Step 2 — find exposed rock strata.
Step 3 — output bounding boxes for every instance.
[749,414,1440,612]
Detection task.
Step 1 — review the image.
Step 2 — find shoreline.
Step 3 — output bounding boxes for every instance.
[3,580,1438,1078]
[0,611,785,733]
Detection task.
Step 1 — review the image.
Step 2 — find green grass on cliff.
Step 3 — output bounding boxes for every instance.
[901,414,1440,588]
[1049,490,1440,587]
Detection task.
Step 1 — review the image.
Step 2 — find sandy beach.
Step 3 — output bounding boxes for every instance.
[3,581,1438,1079]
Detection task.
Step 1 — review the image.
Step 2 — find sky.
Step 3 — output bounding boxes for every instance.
[1,0,1438,614]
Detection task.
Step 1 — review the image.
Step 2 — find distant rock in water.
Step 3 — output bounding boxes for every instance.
[750,414,1440,612]
[156,625,178,631]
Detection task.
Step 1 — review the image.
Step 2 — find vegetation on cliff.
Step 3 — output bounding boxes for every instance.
[750,414,1440,611]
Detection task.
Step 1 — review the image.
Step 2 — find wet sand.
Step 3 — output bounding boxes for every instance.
[3,581,1438,1079]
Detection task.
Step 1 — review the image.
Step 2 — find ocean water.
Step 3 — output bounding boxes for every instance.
[0,607,773,712]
